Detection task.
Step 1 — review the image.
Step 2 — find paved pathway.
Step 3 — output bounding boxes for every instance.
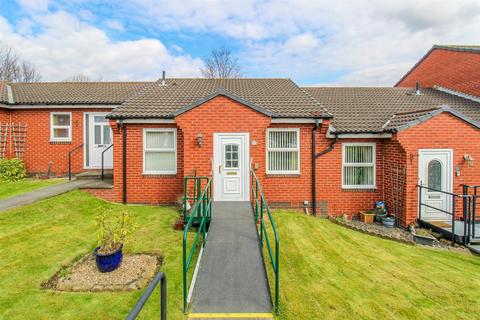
[0,180,104,212]
[191,201,272,314]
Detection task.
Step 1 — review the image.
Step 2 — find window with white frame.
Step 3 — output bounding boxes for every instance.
[266,128,300,174]
[50,112,72,141]
[143,128,177,174]
[342,143,376,188]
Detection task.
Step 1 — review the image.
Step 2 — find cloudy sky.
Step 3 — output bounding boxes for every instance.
[0,0,479,85]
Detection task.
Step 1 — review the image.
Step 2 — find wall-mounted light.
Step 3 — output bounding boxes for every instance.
[464,154,474,167]
[196,132,203,147]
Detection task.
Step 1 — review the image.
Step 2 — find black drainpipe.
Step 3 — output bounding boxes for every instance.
[312,120,338,216]
[121,120,127,204]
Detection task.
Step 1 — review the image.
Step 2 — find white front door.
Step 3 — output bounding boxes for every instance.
[213,133,249,201]
[85,113,113,169]
[418,149,453,221]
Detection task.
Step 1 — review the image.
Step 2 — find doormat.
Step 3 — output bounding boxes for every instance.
[430,221,452,228]
[42,253,163,292]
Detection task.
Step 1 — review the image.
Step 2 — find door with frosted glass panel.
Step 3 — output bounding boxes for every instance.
[87,113,113,168]
[418,149,452,221]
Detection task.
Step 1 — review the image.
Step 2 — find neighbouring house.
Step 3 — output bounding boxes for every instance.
[1,45,480,229]
[396,45,480,97]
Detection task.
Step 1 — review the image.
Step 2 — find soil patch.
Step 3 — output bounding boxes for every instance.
[42,253,162,292]
[331,216,415,244]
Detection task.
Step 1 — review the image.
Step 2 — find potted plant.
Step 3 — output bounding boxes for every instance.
[359,209,376,224]
[381,214,395,228]
[94,209,135,273]
[374,201,387,222]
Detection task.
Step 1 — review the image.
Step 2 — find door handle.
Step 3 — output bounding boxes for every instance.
[218,165,222,174]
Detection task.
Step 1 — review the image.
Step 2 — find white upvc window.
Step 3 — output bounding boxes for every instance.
[342,142,376,189]
[50,112,72,142]
[266,128,300,174]
[143,128,177,174]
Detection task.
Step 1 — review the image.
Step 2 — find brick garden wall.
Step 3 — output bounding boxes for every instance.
[396,48,480,97]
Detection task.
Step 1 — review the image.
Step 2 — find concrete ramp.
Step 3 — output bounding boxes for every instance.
[190,201,272,317]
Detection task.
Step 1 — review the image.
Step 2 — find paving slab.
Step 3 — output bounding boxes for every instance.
[0,179,94,212]
[191,201,272,314]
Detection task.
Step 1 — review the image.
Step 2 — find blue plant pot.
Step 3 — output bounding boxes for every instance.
[94,244,123,273]
[382,216,395,228]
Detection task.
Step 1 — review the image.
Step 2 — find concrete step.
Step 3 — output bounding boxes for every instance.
[469,238,480,245]
[188,313,273,320]
[75,170,112,180]
[468,244,480,255]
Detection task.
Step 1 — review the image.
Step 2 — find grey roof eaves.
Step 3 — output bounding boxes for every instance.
[387,105,480,133]
[170,88,274,117]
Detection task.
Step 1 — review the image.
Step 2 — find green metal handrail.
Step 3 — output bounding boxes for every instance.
[250,169,279,315]
[182,176,212,313]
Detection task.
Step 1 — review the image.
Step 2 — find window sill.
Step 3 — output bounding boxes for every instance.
[50,140,72,145]
[342,187,377,192]
[142,172,178,178]
[266,173,301,178]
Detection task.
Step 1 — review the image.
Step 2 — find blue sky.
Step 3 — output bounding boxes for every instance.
[0,0,479,85]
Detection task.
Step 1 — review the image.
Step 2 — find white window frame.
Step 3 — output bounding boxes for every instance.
[50,112,72,142]
[266,128,301,174]
[342,142,376,189]
[143,128,177,175]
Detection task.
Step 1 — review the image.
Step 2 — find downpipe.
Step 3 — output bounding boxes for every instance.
[312,121,338,216]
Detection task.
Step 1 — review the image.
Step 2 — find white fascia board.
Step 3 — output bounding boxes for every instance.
[6,104,118,109]
[326,131,392,139]
[121,119,176,124]
[271,118,321,124]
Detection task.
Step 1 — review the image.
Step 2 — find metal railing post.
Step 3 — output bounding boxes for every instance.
[160,274,167,320]
[418,185,422,221]
[68,152,72,181]
[126,272,167,320]
[451,196,456,245]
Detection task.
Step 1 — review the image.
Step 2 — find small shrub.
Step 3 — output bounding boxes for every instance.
[96,208,136,254]
[0,158,26,182]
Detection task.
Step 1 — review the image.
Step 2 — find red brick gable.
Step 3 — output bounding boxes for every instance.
[396,48,480,97]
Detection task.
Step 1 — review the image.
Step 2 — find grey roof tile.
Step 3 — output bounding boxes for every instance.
[304,87,480,133]
[7,82,152,104]
[108,78,331,119]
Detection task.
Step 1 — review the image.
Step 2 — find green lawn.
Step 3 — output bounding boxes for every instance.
[269,211,480,319]
[0,178,66,200]
[2,193,480,320]
[0,190,187,319]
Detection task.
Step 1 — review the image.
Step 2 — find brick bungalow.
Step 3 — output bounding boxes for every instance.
[1,45,480,228]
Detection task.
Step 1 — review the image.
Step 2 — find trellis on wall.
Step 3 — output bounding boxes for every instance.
[0,123,8,159]
[0,123,28,160]
[386,163,407,227]
[11,123,28,159]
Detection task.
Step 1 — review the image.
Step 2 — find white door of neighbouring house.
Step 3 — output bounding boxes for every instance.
[85,113,113,169]
[418,149,453,221]
[213,133,249,201]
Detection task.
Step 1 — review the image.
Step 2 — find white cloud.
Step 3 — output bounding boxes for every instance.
[17,0,49,12]
[105,19,124,32]
[125,0,480,85]
[3,0,480,85]
[0,11,202,81]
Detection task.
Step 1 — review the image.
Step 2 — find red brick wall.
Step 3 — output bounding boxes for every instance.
[383,137,408,226]
[116,95,385,218]
[396,48,480,97]
[314,136,384,217]
[0,107,9,123]
[111,121,184,205]
[395,113,480,226]
[8,108,111,175]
